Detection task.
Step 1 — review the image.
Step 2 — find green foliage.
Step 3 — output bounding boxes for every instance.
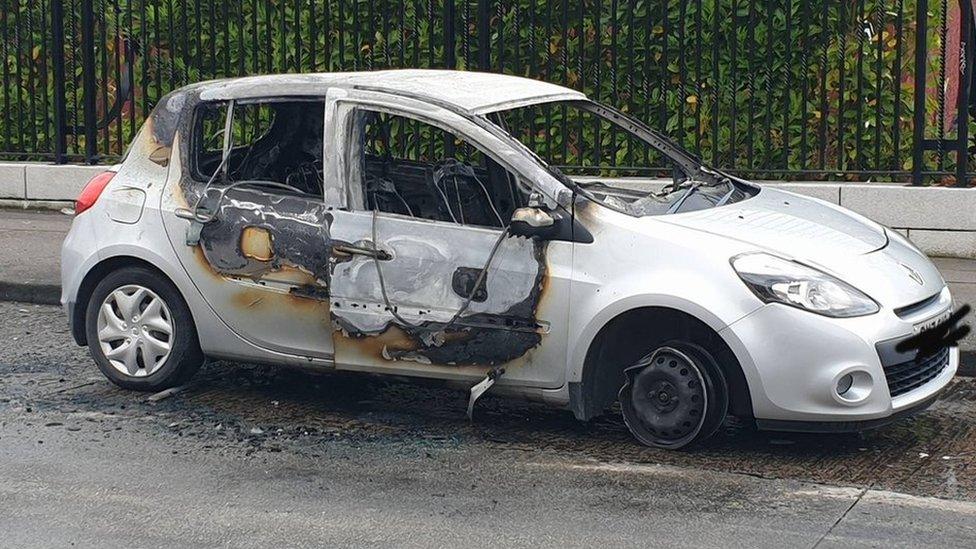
[0,0,968,182]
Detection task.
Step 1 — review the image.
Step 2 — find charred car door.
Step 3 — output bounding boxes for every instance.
[160,97,335,359]
[323,91,572,388]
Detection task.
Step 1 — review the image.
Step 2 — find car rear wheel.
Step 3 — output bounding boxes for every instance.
[618,341,728,449]
[85,266,203,391]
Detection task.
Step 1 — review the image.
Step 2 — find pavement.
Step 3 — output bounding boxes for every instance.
[1,301,975,547]
[0,208,68,304]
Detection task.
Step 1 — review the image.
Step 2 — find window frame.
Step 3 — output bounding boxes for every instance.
[345,104,536,229]
[189,99,230,183]
[188,96,326,188]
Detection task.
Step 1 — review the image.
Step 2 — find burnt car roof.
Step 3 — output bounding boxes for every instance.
[176,69,587,115]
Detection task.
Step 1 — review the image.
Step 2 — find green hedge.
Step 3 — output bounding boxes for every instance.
[0,1,968,182]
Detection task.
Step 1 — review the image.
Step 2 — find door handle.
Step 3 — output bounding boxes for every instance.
[333,242,392,261]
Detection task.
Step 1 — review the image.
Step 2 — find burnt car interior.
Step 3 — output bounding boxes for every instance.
[358,111,531,228]
[192,99,325,197]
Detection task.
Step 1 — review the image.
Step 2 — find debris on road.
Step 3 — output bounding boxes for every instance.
[147,385,187,403]
[49,381,97,395]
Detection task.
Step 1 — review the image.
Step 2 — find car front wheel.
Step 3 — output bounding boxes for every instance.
[85,266,203,391]
[618,341,728,449]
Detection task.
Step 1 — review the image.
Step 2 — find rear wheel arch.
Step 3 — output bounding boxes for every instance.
[570,306,753,422]
[72,256,197,346]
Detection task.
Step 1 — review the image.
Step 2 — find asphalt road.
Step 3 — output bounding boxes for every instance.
[1,302,975,547]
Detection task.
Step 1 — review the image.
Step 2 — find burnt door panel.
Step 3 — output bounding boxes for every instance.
[327,210,565,386]
[159,99,335,360]
[162,183,336,359]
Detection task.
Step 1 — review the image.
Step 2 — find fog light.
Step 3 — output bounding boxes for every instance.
[832,369,873,405]
[836,373,854,396]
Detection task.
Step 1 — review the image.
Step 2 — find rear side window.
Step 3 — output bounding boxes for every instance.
[191,100,325,197]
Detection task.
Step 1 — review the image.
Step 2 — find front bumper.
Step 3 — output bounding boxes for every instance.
[754,389,942,433]
[719,286,957,426]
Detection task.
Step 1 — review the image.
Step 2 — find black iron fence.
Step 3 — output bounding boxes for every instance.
[1,0,973,185]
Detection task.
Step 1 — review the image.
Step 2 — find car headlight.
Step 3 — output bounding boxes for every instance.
[731,253,879,317]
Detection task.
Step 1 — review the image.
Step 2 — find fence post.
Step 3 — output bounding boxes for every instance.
[51,0,68,164]
[444,0,456,69]
[955,0,973,187]
[443,0,457,156]
[477,0,491,70]
[912,0,929,186]
[80,0,98,164]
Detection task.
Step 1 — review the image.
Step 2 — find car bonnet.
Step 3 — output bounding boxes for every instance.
[658,187,944,308]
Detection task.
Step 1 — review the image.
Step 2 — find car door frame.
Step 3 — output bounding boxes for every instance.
[159,94,336,361]
[320,88,575,389]
[322,88,567,212]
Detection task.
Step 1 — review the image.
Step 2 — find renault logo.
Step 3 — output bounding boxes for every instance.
[901,263,924,286]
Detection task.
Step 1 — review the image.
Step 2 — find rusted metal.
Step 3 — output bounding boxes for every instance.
[239,227,274,262]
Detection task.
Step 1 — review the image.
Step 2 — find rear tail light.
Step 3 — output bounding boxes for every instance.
[74,171,115,215]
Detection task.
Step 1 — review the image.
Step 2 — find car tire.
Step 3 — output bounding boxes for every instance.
[618,340,728,449]
[85,266,204,391]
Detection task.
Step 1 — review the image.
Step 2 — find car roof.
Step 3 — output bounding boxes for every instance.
[187,69,587,115]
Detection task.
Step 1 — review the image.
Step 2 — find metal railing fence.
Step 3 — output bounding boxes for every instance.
[0,0,973,186]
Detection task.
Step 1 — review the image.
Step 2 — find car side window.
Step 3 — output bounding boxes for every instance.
[355,110,530,229]
[191,100,325,197]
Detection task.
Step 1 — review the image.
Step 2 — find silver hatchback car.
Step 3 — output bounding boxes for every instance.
[62,70,962,449]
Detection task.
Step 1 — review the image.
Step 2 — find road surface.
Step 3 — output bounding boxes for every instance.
[1,302,974,547]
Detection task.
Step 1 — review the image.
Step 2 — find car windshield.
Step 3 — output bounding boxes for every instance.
[490,99,756,216]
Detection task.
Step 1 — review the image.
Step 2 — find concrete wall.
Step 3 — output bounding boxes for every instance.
[1,162,109,209]
[1,162,974,258]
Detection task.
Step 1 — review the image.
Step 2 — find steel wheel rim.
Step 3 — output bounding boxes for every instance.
[624,347,708,445]
[96,284,174,377]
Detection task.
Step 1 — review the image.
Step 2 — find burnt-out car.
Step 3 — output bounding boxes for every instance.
[61,70,960,448]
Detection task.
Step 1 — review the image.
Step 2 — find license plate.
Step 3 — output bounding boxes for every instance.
[913,309,952,334]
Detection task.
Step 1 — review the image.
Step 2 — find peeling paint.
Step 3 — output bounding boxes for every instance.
[240,226,274,262]
[197,189,332,281]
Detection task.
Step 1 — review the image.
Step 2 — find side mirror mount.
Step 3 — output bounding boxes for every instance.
[527,190,546,208]
[508,191,595,243]
[512,206,554,227]
[509,207,556,239]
